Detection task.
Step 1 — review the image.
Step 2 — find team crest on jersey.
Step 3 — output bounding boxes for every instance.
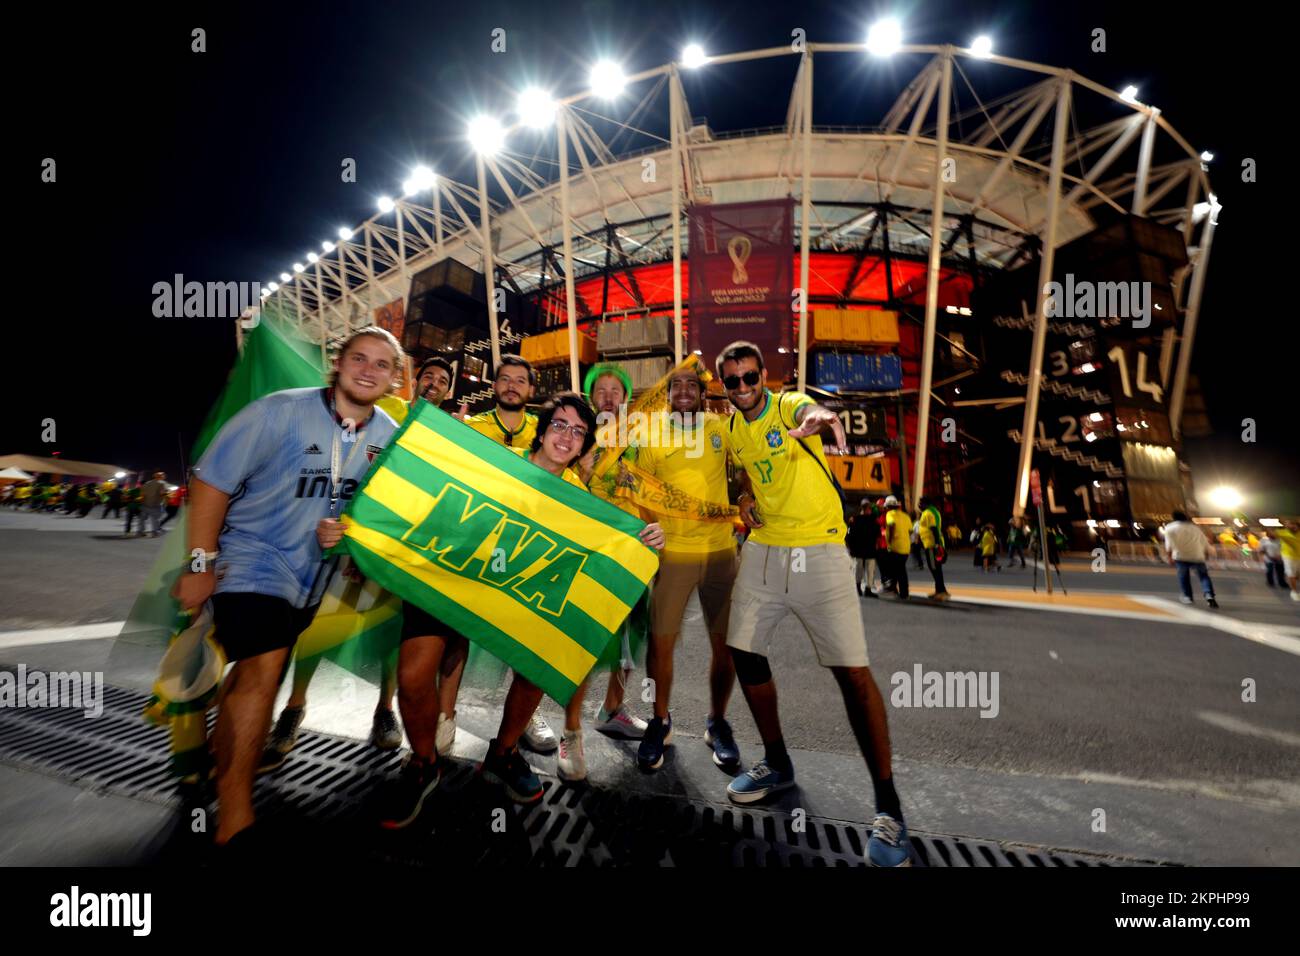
[366,443,383,463]
[765,427,783,449]
[711,433,722,450]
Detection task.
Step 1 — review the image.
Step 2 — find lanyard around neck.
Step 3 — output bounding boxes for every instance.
[328,391,368,517]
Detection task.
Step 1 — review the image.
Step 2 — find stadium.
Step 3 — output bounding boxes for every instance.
[255,29,1218,545]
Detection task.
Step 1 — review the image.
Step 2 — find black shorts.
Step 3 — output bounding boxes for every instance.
[211,591,319,662]
[400,600,471,644]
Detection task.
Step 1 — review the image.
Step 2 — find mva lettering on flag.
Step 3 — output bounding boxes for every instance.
[341,401,658,705]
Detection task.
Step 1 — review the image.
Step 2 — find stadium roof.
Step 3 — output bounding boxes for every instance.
[258,42,1216,347]
[0,455,128,479]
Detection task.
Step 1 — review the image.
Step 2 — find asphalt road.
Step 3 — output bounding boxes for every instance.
[2,509,1297,863]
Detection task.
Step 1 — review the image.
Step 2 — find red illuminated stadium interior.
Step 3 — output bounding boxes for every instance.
[531,252,977,501]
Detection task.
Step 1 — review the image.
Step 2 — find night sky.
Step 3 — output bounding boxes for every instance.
[8,1,1291,511]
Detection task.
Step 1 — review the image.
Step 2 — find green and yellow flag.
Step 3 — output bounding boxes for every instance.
[341,401,658,705]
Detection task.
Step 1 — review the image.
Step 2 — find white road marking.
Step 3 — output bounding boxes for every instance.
[1197,711,1300,748]
[1131,597,1300,658]
[951,593,1179,624]
[1061,769,1300,810]
[0,621,125,648]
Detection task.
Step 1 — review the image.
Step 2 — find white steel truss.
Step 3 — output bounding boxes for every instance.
[256,41,1217,507]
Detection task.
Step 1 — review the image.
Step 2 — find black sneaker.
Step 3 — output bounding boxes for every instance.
[377,755,441,829]
[480,742,543,803]
[1207,597,1219,609]
[637,714,673,771]
[704,716,741,769]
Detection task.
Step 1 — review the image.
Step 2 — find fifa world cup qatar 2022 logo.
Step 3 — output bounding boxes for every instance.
[727,235,752,285]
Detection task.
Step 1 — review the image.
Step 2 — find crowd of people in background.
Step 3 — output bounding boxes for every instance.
[5,464,1293,608]
[0,472,188,538]
[843,498,1074,601]
[838,495,1300,608]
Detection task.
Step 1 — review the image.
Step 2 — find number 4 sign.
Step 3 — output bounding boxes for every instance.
[1106,342,1165,406]
[831,455,890,493]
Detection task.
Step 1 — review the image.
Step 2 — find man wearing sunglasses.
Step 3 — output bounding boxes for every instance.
[715,340,912,867]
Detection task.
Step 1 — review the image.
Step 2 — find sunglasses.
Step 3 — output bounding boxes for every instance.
[722,370,762,390]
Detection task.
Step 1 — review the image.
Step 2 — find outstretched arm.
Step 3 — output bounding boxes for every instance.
[788,403,847,452]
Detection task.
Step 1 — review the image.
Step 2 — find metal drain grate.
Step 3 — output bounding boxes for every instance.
[0,675,1154,867]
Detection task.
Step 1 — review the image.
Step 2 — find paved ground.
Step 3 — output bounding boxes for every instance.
[1,509,1297,864]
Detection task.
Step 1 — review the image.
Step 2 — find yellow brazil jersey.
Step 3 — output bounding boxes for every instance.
[725,390,844,547]
[886,509,912,554]
[376,394,410,424]
[465,408,538,449]
[1277,528,1300,560]
[511,447,587,490]
[636,411,734,554]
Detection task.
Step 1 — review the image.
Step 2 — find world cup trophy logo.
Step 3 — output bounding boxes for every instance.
[727,235,752,285]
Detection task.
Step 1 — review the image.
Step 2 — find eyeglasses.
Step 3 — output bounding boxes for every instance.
[548,419,589,441]
[722,370,762,390]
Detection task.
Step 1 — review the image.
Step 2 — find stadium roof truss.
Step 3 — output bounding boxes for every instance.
[258,42,1218,511]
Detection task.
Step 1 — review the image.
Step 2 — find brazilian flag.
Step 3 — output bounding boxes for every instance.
[341,401,658,705]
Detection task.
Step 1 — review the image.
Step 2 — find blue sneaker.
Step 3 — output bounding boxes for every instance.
[480,742,543,804]
[867,813,911,867]
[704,716,740,769]
[637,714,673,771]
[726,759,795,804]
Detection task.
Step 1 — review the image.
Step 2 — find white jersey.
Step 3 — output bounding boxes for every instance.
[1160,521,1208,563]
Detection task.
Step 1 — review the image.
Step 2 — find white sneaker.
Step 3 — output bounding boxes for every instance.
[557,730,587,781]
[522,712,558,753]
[435,711,456,755]
[1178,595,1193,605]
[595,705,648,739]
[1291,590,1300,602]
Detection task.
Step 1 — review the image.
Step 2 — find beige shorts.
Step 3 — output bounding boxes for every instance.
[726,540,869,668]
[651,547,737,637]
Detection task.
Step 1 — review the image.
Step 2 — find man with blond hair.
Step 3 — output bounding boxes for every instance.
[173,326,403,852]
